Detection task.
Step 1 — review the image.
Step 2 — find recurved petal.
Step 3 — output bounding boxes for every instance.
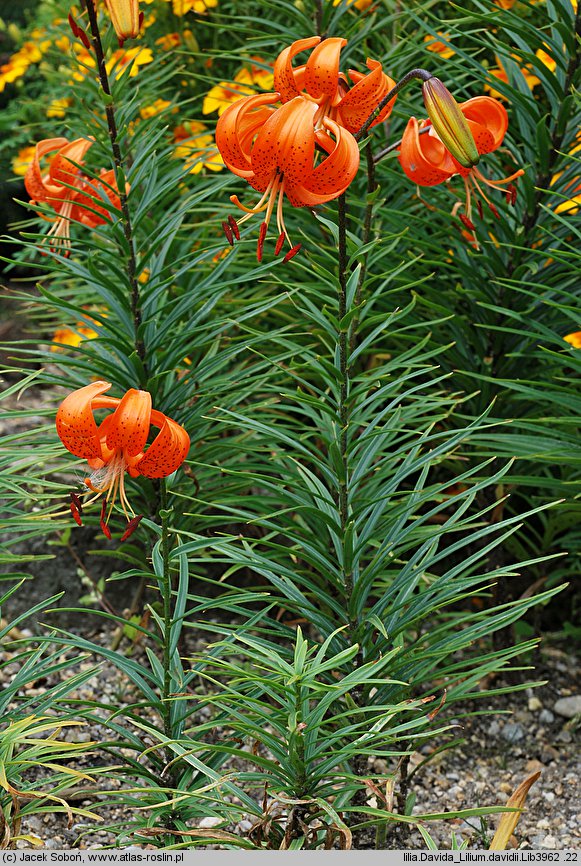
[135,412,190,478]
[216,92,279,178]
[73,169,122,227]
[287,117,359,207]
[104,389,152,457]
[304,37,347,103]
[24,138,70,203]
[48,137,94,189]
[398,118,455,187]
[460,96,508,151]
[338,61,396,133]
[56,380,112,460]
[274,36,320,102]
[252,98,317,189]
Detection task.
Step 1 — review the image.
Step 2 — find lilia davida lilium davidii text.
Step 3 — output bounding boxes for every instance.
[56,382,190,540]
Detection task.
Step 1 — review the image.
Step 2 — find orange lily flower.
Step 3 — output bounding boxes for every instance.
[56,381,190,539]
[273,36,396,134]
[216,93,360,260]
[24,137,122,254]
[399,95,524,235]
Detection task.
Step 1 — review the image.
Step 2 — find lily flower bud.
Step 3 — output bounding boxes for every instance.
[104,0,141,44]
[422,77,480,169]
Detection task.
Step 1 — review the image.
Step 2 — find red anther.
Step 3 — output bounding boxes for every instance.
[222,221,234,246]
[68,12,80,37]
[69,497,82,527]
[488,201,501,220]
[120,514,143,542]
[100,500,112,540]
[118,37,126,49]
[257,221,268,263]
[228,214,240,240]
[139,10,144,28]
[476,199,483,221]
[283,244,302,263]
[506,184,517,206]
[70,491,83,516]
[78,28,92,50]
[459,214,476,232]
[275,232,286,256]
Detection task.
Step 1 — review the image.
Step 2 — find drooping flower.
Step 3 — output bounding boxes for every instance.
[216,93,360,260]
[104,0,141,45]
[56,381,190,538]
[564,332,581,349]
[273,36,397,134]
[203,60,274,116]
[399,95,524,235]
[25,137,122,254]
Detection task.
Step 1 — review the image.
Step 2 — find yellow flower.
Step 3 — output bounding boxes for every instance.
[423,32,455,59]
[12,146,36,177]
[69,43,97,82]
[47,97,73,118]
[551,172,581,214]
[332,0,373,8]
[51,321,99,352]
[535,47,556,73]
[173,122,224,173]
[0,37,49,92]
[140,98,174,119]
[155,32,181,50]
[484,55,540,100]
[202,59,274,115]
[106,47,154,78]
[564,332,581,349]
[171,0,218,14]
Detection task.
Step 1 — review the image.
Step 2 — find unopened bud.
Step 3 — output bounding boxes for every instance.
[104,0,141,43]
[422,77,479,169]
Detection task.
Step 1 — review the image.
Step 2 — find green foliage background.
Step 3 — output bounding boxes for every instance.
[0,0,579,849]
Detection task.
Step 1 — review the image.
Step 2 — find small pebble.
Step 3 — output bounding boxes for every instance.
[553,695,581,719]
[502,722,525,743]
[539,709,555,724]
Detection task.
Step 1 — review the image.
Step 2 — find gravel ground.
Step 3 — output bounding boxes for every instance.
[1,627,579,851]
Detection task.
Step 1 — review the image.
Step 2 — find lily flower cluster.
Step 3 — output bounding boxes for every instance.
[215,36,397,262]
[24,137,123,255]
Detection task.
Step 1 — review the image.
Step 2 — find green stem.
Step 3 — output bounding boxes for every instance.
[159,478,173,746]
[355,68,433,142]
[81,0,146,369]
[336,195,361,654]
[350,141,377,351]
